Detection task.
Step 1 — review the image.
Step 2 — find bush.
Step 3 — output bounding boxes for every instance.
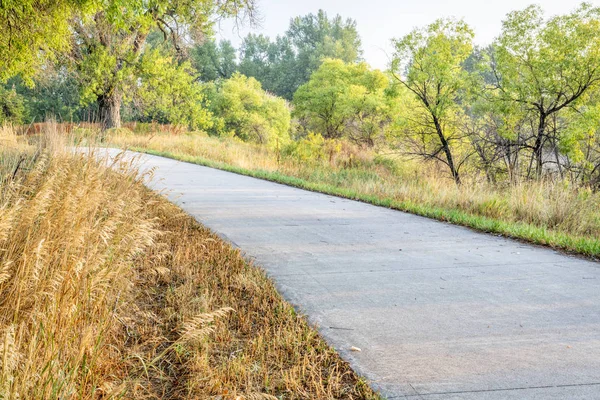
[0,86,27,125]
[208,73,291,148]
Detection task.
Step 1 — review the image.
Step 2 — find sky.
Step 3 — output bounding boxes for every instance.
[215,0,600,70]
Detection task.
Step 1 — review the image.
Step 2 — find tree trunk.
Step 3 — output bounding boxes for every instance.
[98,91,122,130]
[533,114,546,178]
[432,116,460,185]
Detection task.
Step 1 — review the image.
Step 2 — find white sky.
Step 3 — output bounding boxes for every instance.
[216,0,600,70]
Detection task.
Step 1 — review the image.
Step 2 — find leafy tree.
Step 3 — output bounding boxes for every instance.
[190,39,237,82]
[0,86,27,124]
[208,73,291,147]
[238,34,298,99]
[130,50,213,130]
[8,70,92,123]
[288,10,362,83]
[238,10,362,99]
[391,19,475,184]
[0,0,89,82]
[293,59,391,146]
[70,0,256,129]
[490,3,600,177]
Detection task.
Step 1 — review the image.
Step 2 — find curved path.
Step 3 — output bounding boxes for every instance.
[106,150,600,399]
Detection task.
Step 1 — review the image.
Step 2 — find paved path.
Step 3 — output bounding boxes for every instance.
[106,150,600,399]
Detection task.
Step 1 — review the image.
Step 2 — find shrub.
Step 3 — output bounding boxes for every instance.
[208,73,291,148]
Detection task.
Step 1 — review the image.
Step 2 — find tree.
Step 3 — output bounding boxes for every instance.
[391,19,475,184]
[0,0,88,83]
[208,73,291,147]
[190,39,237,82]
[287,10,362,84]
[293,59,391,146]
[490,3,600,178]
[238,10,363,99]
[130,50,213,130]
[70,0,255,129]
[7,68,93,123]
[0,86,26,124]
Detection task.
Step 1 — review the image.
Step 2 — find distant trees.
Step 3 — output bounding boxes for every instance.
[238,10,363,99]
[190,40,238,82]
[293,59,391,146]
[238,34,298,99]
[0,87,26,125]
[3,0,600,188]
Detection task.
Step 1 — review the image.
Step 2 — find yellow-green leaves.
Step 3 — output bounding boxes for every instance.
[0,0,85,83]
[293,59,391,146]
[492,3,600,176]
[208,73,291,147]
[391,19,475,183]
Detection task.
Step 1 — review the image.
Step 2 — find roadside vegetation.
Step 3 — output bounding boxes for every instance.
[0,125,378,399]
[109,130,600,257]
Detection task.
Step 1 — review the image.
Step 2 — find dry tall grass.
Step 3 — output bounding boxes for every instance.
[0,126,378,399]
[0,132,158,398]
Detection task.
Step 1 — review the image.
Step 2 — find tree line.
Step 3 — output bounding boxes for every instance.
[1,1,600,185]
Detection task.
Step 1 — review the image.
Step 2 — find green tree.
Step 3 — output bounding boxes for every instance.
[391,19,475,184]
[190,39,237,82]
[131,50,213,130]
[7,69,92,123]
[491,3,600,177]
[288,10,362,84]
[293,59,390,146]
[238,34,298,99]
[208,73,291,147]
[70,0,255,129]
[238,10,362,99]
[0,0,89,82]
[0,86,27,124]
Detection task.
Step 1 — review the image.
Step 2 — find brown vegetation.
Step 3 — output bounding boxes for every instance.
[0,126,377,399]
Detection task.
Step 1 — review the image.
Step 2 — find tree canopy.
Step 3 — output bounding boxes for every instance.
[238,10,363,99]
[391,18,475,183]
[489,3,600,177]
[207,73,291,147]
[293,59,391,146]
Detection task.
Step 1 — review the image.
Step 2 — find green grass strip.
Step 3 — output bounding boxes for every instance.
[130,147,600,259]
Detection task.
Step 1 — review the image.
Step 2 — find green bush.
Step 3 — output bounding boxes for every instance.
[0,87,27,125]
[208,73,291,148]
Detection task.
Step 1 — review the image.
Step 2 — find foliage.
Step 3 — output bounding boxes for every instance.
[238,10,363,99]
[131,50,213,130]
[190,39,238,81]
[0,87,27,125]
[70,0,256,128]
[489,3,600,177]
[208,73,291,147]
[391,18,475,183]
[8,70,92,123]
[293,59,391,145]
[0,0,89,83]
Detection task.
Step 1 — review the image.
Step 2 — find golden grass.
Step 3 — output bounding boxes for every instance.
[110,132,600,240]
[0,126,378,399]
